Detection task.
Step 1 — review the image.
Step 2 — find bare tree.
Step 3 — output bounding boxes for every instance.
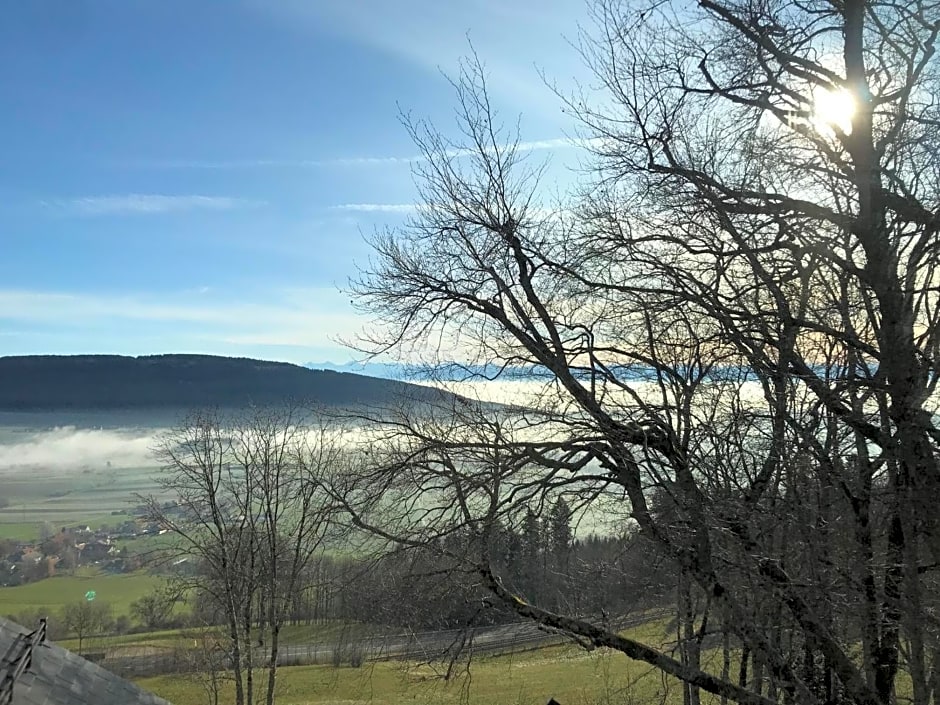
[345,3,940,704]
[147,405,340,705]
[231,408,341,705]
[148,408,255,705]
[61,600,112,656]
[180,625,231,705]
[130,587,180,630]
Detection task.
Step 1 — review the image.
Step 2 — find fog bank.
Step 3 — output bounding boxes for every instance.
[0,426,163,472]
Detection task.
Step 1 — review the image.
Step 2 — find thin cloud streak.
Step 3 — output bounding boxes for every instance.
[332,202,567,220]
[119,155,423,170]
[44,194,265,215]
[0,288,357,331]
[126,137,600,170]
[0,287,370,362]
[332,203,419,214]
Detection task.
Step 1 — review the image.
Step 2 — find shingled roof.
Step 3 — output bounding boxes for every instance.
[0,617,172,705]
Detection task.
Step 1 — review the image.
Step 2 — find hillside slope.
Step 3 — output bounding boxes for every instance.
[0,354,450,410]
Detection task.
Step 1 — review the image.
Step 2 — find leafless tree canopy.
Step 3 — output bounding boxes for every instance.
[148,406,342,705]
[346,1,940,705]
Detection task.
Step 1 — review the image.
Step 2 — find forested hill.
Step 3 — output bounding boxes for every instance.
[0,354,452,410]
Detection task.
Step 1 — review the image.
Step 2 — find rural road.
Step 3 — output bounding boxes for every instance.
[102,611,665,678]
[276,620,558,665]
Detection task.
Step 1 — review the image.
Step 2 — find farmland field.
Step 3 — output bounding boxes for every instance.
[0,411,181,540]
[136,636,693,705]
[0,567,163,617]
[53,621,392,655]
[0,412,179,633]
[0,465,162,530]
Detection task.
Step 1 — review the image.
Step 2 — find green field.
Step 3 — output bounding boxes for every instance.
[129,615,684,705]
[0,568,163,618]
[136,642,691,705]
[113,532,179,553]
[0,464,165,534]
[0,522,50,541]
[0,418,177,544]
[53,621,393,655]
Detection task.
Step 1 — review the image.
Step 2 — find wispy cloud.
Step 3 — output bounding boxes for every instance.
[332,203,420,214]
[43,194,264,215]
[328,155,425,166]
[333,137,602,163]
[244,0,585,113]
[124,137,600,171]
[0,288,348,326]
[142,155,424,169]
[332,202,567,220]
[516,137,600,152]
[0,287,363,353]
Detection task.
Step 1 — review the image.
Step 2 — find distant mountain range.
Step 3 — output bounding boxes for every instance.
[0,354,456,410]
[304,360,410,379]
[305,360,551,381]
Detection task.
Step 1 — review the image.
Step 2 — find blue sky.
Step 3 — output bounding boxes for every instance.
[0,0,589,364]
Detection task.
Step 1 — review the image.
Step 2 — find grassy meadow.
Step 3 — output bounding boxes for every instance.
[136,641,691,705]
[131,616,686,705]
[0,567,163,617]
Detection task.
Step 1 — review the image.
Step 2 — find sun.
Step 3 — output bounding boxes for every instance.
[811,87,856,134]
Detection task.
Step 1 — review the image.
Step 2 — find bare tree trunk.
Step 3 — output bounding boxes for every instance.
[874,502,904,703]
[721,626,731,705]
[738,645,749,690]
[266,622,279,705]
[751,650,764,698]
[229,614,244,705]
[678,572,701,705]
[903,522,929,705]
[929,649,940,705]
[851,450,880,692]
[243,595,255,705]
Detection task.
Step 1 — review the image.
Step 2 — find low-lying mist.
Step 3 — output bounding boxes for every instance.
[0,426,164,472]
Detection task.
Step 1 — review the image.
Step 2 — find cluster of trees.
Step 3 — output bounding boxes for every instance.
[338,501,673,631]
[489,502,674,618]
[152,432,670,631]
[9,601,115,655]
[145,406,341,705]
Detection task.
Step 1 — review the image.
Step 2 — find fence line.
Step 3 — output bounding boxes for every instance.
[99,610,669,678]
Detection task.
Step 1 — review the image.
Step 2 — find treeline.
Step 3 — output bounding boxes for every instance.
[154,506,673,633]
[340,506,674,630]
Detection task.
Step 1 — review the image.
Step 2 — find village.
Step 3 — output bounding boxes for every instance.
[0,511,171,587]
